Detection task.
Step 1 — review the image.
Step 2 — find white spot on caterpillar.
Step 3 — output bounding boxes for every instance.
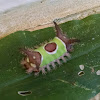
[79,65,84,70]
[96,70,100,75]
[30,63,36,68]
[33,56,36,59]
[78,71,85,76]
[26,57,29,62]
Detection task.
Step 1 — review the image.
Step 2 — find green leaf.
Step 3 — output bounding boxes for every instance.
[0,14,100,100]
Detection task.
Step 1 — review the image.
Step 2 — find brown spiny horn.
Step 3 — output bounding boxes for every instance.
[53,21,63,37]
[68,39,80,44]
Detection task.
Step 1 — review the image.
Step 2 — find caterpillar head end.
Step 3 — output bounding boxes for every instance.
[20,48,41,73]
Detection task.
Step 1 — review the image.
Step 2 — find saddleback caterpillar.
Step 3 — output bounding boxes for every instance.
[20,21,80,76]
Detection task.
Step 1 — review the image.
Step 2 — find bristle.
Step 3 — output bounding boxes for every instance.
[46,65,51,71]
[40,43,42,46]
[61,56,66,62]
[49,38,53,42]
[51,62,56,69]
[26,68,32,74]
[24,46,29,50]
[41,67,47,74]
[28,48,34,51]
[20,48,27,55]
[65,52,71,58]
[44,40,48,44]
[34,72,39,76]
[34,45,39,49]
[21,60,26,65]
[56,59,61,65]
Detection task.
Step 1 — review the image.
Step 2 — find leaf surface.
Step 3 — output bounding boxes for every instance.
[0,14,100,100]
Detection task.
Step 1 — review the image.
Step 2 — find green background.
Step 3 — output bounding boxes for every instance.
[0,14,100,100]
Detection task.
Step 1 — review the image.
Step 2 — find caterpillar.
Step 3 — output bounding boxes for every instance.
[20,21,80,76]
